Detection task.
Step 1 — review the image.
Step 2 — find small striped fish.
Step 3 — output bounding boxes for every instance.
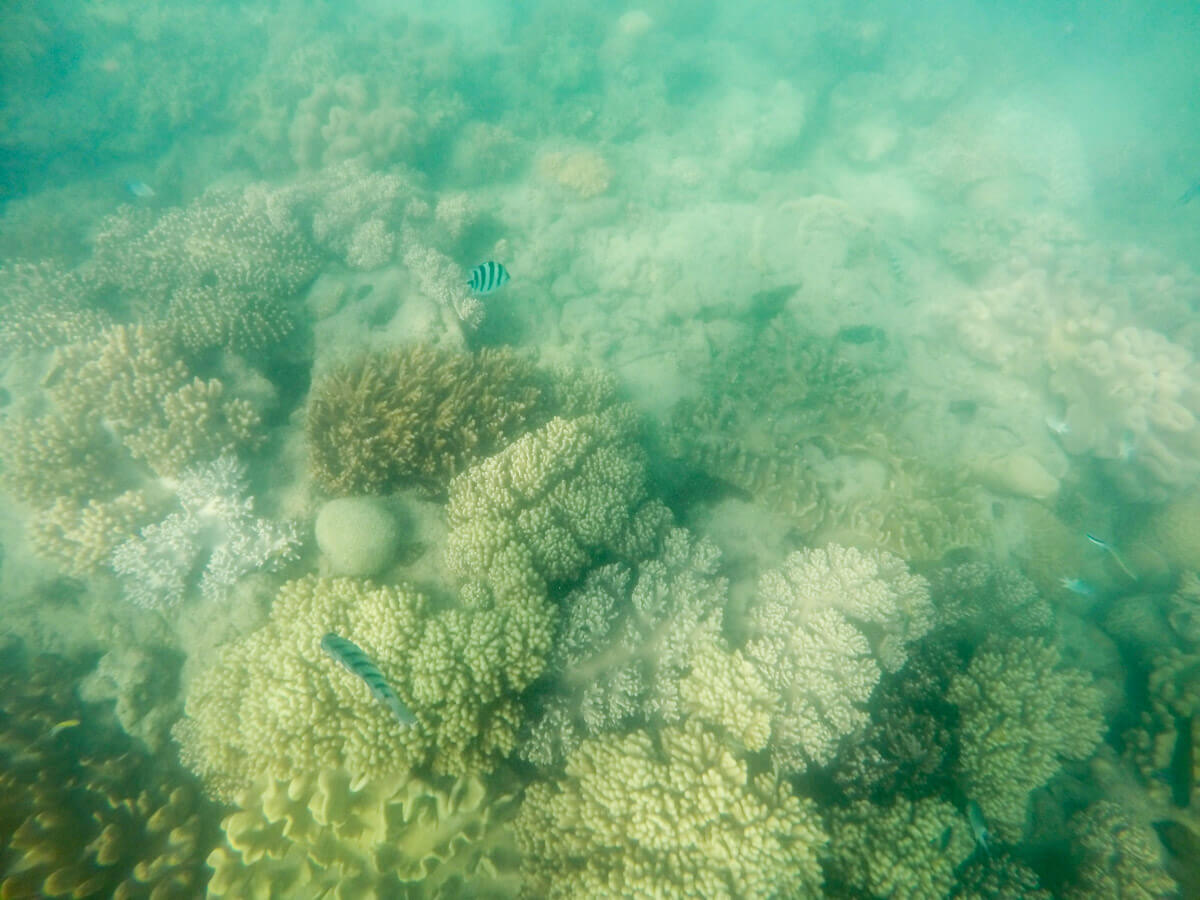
[320,632,417,726]
[467,261,510,294]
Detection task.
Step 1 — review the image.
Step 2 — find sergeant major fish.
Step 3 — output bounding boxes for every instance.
[467,261,510,294]
[320,632,416,726]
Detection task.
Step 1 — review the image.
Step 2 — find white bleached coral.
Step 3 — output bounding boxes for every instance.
[740,545,933,773]
[519,528,728,765]
[111,455,299,608]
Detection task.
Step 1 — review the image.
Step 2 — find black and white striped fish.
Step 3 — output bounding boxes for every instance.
[467,261,510,294]
[320,632,417,726]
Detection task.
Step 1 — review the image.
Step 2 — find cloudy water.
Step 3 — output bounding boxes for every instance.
[1,0,1198,896]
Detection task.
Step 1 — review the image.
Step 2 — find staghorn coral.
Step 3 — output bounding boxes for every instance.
[403,237,485,328]
[444,406,672,604]
[1063,801,1177,900]
[207,768,521,899]
[514,721,827,899]
[519,528,730,766]
[28,490,154,576]
[110,455,299,608]
[307,344,551,496]
[173,576,550,803]
[0,647,217,899]
[825,796,974,900]
[88,186,320,314]
[0,260,111,353]
[948,638,1105,842]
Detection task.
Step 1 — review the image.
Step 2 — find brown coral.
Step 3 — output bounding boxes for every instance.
[307,344,552,496]
[0,645,218,899]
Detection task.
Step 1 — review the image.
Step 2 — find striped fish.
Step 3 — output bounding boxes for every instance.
[320,632,416,726]
[467,261,510,294]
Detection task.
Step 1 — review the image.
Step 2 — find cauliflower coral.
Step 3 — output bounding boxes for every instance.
[173,576,550,802]
[948,637,1105,841]
[514,721,827,899]
[444,406,670,603]
[741,544,933,772]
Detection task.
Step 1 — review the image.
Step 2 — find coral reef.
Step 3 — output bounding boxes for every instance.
[1048,325,1200,499]
[520,528,729,766]
[1063,801,1177,899]
[207,768,521,899]
[948,638,1105,841]
[748,544,933,673]
[514,721,827,899]
[952,855,1052,900]
[444,406,672,603]
[0,646,217,899]
[79,645,184,753]
[0,260,110,353]
[307,344,551,496]
[110,455,299,608]
[173,576,551,802]
[536,148,613,198]
[930,561,1054,640]
[825,796,974,900]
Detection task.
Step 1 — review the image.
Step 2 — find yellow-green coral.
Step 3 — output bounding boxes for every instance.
[173,576,551,803]
[306,344,551,496]
[1063,801,1178,899]
[0,648,217,899]
[444,407,671,603]
[826,797,975,900]
[948,638,1105,842]
[513,721,827,899]
[207,768,521,899]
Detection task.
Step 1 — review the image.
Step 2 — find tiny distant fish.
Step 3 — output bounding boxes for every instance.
[966,800,991,857]
[1179,181,1200,205]
[467,261,510,294]
[126,180,155,199]
[1045,414,1070,436]
[48,719,80,737]
[1085,532,1138,581]
[320,632,416,726]
[1060,576,1096,597]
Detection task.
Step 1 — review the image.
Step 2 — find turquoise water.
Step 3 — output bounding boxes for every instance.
[2,1,1199,896]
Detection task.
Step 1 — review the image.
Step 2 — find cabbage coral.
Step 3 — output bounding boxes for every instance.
[948,638,1105,841]
[825,797,974,900]
[207,768,521,899]
[0,648,217,899]
[444,406,671,603]
[513,721,827,899]
[173,576,550,802]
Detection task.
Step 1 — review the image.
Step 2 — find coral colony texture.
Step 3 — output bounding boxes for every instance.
[5,1,1200,898]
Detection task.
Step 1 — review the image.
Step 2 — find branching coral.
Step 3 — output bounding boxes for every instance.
[0,648,217,899]
[444,406,672,604]
[514,721,827,899]
[825,796,974,900]
[930,560,1054,640]
[0,260,110,353]
[207,768,521,899]
[110,455,299,608]
[520,528,730,766]
[733,545,933,774]
[1063,801,1177,899]
[1049,325,1200,499]
[173,576,551,803]
[947,638,1105,842]
[307,344,551,496]
[748,544,933,673]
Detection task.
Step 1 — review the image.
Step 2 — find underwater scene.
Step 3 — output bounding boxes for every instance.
[2,0,1199,897]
